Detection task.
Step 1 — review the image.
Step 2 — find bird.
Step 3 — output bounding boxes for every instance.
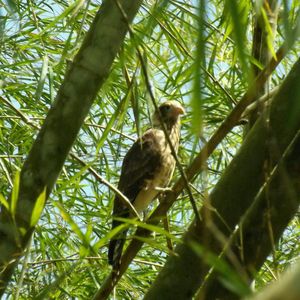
[108,100,185,269]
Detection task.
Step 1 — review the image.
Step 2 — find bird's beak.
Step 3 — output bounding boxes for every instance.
[174,104,185,116]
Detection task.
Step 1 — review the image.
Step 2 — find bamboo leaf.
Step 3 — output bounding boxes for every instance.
[190,241,251,297]
[0,193,9,210]
[35,56,49,100]
[10,171,20,217]
[30,187,47,227]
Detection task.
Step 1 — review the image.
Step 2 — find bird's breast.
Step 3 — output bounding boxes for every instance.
[132,132,178,217]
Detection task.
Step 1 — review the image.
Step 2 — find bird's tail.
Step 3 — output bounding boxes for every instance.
[108,217,129,269]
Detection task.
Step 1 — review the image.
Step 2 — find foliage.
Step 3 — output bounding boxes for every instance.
[0,0,299,299]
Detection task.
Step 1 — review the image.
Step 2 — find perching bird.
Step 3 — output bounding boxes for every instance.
[108,100,185,268]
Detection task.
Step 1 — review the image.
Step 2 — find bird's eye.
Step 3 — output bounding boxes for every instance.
[158,103,172,116]
[163,105,171,111]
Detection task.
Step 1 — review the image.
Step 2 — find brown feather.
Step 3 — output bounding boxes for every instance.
[108,101,184,268]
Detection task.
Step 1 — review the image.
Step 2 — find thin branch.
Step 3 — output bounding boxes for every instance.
[28,255,163,268]
[0,114,135,141]
[240,86,279,119]
[133,259,163,268]
[85,122,136,141]
[0,96,39,128]
[70,153,141,220]
[28,254,103,267]
[0,98,140,219]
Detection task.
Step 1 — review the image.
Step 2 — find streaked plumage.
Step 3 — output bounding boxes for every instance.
[108,100,184,268]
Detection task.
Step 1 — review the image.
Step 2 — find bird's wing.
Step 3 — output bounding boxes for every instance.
[115,128,163,211]
[108,129,163,267]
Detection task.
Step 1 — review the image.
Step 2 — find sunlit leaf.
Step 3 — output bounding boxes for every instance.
[0,193,9,210]
[190,241,251,297]
[10,171,20,217]
[35,56,49,100]
[30,187,47,227]
[5,0,18,13]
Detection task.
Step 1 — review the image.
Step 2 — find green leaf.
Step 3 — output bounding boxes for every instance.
[190,241,251,297]
[260,7,277,59]
[95,90,131,155]
[5,0,18,13]
[93,222,130,250]
[191,0,206,135]
[54,201,92,250]
[10,171,20,217]
[40,0,85,35]
[35,55,49,100]
[30,187,47,227]
[79,245,89,257]
[114,217,179,241]
[19,227,27,236]
[0,193,9,210]
[225,0,252,83]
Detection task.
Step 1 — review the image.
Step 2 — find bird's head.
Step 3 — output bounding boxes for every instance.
[152,100,185,129]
